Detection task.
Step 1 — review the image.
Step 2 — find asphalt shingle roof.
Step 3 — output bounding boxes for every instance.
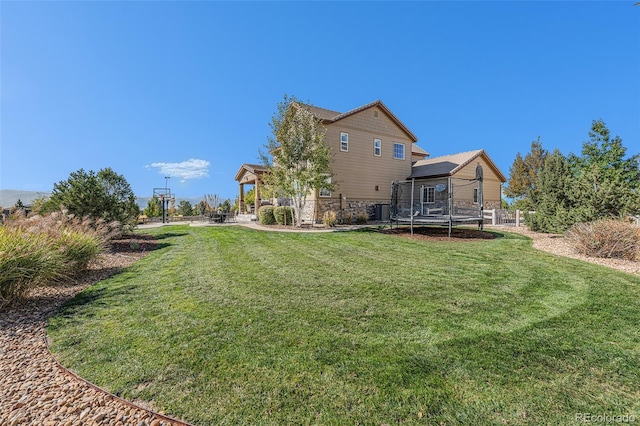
[409,149,485,179]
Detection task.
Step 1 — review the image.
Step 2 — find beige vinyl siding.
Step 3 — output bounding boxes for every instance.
[452,157,502,205]
[323,106,414,201]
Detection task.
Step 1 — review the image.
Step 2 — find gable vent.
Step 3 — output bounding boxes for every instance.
[373,110,379,118]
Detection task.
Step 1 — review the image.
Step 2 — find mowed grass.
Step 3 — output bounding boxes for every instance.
[47,226,640,425]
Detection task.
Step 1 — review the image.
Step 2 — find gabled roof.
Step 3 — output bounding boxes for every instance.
[301,100,418,142]
[409,149,507,182]
[412,144,429,157]
[234,163,268,182]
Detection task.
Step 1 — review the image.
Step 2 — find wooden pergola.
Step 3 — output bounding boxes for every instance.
[234,164,268,213]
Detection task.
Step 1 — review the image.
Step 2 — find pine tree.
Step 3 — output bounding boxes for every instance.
[504,138,547,211]
[570,120,640,220]
[527,150,574,233]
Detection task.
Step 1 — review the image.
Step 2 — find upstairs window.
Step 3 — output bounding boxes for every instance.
[340,132,349,152]
[393,143,405,160]
[374,139,381,156]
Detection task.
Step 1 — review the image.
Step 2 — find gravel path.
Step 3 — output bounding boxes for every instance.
[0,239,190,426]
[1,226,637,425]
[486,225,640,276]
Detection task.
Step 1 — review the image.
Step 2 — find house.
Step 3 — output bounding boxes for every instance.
[235,100,506,223]
[407,149,507,212]
[236,100,426,221]
[235,163,269,214]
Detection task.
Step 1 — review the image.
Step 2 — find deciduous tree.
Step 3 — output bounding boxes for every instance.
[144,197,162,218]
[260,95,334,227]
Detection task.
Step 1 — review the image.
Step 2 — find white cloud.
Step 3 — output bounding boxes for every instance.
[147,158,210,182]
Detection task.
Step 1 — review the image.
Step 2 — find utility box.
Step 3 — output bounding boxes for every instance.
[374,204,390,221]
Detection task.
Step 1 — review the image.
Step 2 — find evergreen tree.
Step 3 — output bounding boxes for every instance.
[527,150,574,233]
[504,138,547,211]
[570,120,640,220]
[42,167,138,228]
[177,200,194,216]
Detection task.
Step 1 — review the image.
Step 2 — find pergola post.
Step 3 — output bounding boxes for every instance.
[255,179,261,213]
[239,183,245,213]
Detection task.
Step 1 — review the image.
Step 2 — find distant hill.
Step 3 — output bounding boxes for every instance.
[0,190,51,207]
[1,190,208,210]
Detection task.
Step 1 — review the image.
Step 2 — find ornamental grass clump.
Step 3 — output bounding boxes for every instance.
[566,219,640,261]
[323,210,337,228]
[0,209,119,307]
[0,227,65,306]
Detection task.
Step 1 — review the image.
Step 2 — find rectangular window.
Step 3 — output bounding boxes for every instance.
[374,138,381,156]
[473,188,479,203]
[393,143,405,160]
[423,186,435,204]
[319,176,332,197]
[340,132,349,152]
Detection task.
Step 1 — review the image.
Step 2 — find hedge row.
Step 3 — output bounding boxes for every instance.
[259,206,295,225]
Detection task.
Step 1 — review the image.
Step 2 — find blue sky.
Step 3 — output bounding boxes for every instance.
[2,1,638,202]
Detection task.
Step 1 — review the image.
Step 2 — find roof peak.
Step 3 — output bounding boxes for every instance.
[301,99,418,142]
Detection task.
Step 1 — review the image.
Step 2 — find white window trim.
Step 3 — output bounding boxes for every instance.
[340,132,349,152]
[319,176,332,198]
[423,186,435,204]
[393,142,405,160]
[374,138,381,157]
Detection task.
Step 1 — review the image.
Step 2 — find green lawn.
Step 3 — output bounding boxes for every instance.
[47,226,640,425]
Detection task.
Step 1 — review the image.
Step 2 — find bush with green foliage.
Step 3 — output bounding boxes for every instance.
[273,206,295,225]
[258,206,276,225]
[356,214,368,225]
[566,219,640,261]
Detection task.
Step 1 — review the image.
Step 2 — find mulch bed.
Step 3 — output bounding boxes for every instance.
[381,226,497,241]
[107,233,160,256]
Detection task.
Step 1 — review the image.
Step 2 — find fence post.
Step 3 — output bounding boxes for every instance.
[516,210,521,227]
[491,209,497,225]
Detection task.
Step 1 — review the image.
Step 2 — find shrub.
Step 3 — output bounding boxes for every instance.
[258,206,276,225]
[55,230,104,274]
[273,206,295,225]
[0,210,116,307]
[356,214,368,225]
[323,211,337,228]
[0,227,65,306]
[342,213,353,225]
[566,219,640,261]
